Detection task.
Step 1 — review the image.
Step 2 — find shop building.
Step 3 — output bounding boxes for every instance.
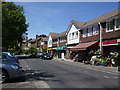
[55,31,68,59]
[68,9,120,62]
[47,32,59,55]
[66,20,86,59]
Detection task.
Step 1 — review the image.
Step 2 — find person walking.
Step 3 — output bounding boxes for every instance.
[91,54,97,65]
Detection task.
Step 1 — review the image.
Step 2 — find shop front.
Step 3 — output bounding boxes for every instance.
[56,45,67,59]
[102,39,120,57]
[47,48,52,55]
[69,41,99,62]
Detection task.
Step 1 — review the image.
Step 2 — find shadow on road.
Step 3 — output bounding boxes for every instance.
[24,70,59,81]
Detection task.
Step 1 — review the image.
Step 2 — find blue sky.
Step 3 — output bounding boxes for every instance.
[15,2,118,39]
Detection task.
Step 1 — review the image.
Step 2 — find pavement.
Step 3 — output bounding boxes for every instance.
[53,58,118,74]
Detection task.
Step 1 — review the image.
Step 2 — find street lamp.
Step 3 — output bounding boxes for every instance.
[98,22,103,56]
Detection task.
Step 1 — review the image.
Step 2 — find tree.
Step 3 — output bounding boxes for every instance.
[2,2,28,51]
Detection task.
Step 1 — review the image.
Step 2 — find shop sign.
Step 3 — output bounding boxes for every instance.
[47,48,52,50]
[102,40,118,46]
[117,39,120,42]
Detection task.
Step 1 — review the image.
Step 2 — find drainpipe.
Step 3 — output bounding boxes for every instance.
[98,22,103,56]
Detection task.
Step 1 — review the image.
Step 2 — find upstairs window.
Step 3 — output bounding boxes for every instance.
[106,20,113,32]
[72,32,74,39]
[115,18,120,30]
[83,29,87,37]
[93,25,99,35]
[75,31,78,39]
[69,33,71,40]
[88,27,92,36]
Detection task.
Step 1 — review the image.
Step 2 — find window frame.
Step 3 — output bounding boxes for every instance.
[93,25,99,35]
[83,29,87,38]
[115,18,120,30]
[106,20,113,32]
[88,27,93,36]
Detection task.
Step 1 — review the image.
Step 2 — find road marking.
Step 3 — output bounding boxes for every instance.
[84,71,88,73]
[34,81,50,88]
[113,77,118,79]
[32,73,34,75]
[28,68,31,70]
[104,76,110,78]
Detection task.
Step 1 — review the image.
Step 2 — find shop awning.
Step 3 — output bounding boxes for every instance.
[47,48,52,50]
[56,45,67,50]
[70,41,98,51]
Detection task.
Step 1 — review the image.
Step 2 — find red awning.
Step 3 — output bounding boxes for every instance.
[70,41,98,51]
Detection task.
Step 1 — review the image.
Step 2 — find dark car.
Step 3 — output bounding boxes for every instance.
[40,53,53,60]
[29,53,42,58]
[0,52,24,83]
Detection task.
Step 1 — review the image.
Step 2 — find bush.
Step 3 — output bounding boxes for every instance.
[29,47,38,54]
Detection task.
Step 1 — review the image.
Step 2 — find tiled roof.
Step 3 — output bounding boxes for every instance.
[42,37,49,41]
[72,20,86,29]
[56,30,68,37]
[82,9,119,28]
[49,32,60,39]
[29,39,36,43]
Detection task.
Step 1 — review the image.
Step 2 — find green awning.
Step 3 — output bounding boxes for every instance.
[56,45,67,50]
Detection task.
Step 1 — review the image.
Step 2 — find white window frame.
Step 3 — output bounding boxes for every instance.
[106,20,113,32]
[88,27,92,36]
[115,18,120,30]
[93,25,99,35]
[83,29,87,37]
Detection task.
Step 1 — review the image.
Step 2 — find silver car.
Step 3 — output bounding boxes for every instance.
[0,52,24,83]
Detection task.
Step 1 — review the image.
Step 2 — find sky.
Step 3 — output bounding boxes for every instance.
[14,2,118,39]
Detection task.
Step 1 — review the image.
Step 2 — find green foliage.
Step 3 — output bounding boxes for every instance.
[2,2,28,51]
[42,48,47,53]
[28,47,38,54]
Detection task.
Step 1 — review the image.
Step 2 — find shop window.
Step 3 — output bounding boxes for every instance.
[93,25,99,35]
[88,27,92,36]
[115,18,120,30]
[106,20,113,32]
[83,29,87,37]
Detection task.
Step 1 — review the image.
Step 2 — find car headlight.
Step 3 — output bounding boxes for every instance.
[44,56,47,57]
[11,65,19,70]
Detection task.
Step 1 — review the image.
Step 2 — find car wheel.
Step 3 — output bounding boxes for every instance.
[0,70,9,83]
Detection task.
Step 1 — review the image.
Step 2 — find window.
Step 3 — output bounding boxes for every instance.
[69,33,71,40]
[83,29,87,37]
[88,27,92,36]
[115,18,120,30]
[75,31,78,38]
[93,25,99,35]
[72,32,74,39]
[106,20,113,32]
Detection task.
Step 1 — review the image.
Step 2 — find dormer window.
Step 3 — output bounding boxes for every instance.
[93,25,99,35]
[106,20,113,32]
[88,27,92,36]
[83,29,87,37]
[115,18,120,30]
[75,31,78,38]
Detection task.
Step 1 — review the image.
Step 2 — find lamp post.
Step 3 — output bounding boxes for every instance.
[98,22,103,56]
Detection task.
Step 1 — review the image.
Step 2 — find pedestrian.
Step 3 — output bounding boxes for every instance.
[91,54,97,65]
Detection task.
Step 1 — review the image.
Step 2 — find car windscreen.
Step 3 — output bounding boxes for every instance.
[4,52,16,57]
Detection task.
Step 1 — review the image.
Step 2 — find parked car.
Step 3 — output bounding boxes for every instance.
[29,53,42,58]
[0,52,24,83]
[40,53,53,60]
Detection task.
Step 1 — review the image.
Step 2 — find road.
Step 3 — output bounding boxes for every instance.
[2,57,118,89]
